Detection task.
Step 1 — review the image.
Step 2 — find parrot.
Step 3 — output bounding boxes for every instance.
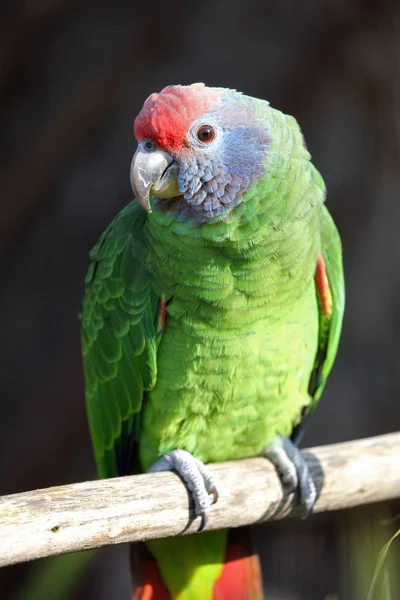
[80,82,344,600]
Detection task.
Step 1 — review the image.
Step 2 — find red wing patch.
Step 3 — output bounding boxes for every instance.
[315,252,332,318]
[160,300,167,331]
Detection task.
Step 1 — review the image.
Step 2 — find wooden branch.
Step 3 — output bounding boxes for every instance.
[0,433,399,567]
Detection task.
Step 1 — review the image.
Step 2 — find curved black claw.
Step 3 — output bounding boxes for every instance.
[148,449,219,531]
[199,511,208,532]
[265,436,317,515]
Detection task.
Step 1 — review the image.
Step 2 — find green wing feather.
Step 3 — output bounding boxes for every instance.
[80,202,160,478]
[315,205,345,399]
[293,205,345,442]
[310,205,345,405]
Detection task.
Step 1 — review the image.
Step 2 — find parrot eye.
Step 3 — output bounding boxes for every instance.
[197,125,215,143]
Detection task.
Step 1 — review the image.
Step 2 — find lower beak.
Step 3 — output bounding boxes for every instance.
[130,145,180,213]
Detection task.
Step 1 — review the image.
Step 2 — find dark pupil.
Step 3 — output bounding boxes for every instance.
[200,128,211,140]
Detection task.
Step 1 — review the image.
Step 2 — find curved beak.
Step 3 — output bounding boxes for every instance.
[130,143,180,213]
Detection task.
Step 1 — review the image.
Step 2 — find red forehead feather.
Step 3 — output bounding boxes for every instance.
[134,83,223,151]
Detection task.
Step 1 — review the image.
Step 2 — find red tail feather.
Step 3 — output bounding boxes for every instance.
[213,530,263,600]
[132,529,263,600]
[132,544,171,600]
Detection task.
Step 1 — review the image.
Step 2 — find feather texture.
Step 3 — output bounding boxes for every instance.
[81,203,160,477]
[81,87,345,599]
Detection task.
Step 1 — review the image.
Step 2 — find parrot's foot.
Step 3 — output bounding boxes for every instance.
[264,436,316,516]
[148,449,218,531]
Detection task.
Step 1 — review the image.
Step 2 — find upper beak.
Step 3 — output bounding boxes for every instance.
[130,143,180,213]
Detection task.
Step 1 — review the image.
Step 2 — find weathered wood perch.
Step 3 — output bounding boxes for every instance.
[0,433,399,567]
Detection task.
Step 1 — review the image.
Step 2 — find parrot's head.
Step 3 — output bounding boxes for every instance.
[130,83,270,221]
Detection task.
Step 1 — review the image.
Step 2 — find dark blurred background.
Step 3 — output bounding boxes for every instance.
[1,1,400,599]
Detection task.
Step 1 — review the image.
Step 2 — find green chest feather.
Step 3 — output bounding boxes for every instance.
[139,159,323,470]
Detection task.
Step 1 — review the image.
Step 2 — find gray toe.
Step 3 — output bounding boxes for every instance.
[148,449,218,529]
[265,436,317,514]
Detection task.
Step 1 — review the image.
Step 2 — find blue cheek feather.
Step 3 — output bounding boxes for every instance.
[153,100,270,223]
[223,126,268,182]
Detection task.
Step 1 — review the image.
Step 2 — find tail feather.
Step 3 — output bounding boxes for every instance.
[132,528,264,600]
[132,544,171,600]
[213,529,263,600]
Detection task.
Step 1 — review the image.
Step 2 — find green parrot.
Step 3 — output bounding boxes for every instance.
[80,83,344,599]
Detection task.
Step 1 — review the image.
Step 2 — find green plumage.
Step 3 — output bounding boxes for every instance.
[80,97,344,599]
[81,207,159,478]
